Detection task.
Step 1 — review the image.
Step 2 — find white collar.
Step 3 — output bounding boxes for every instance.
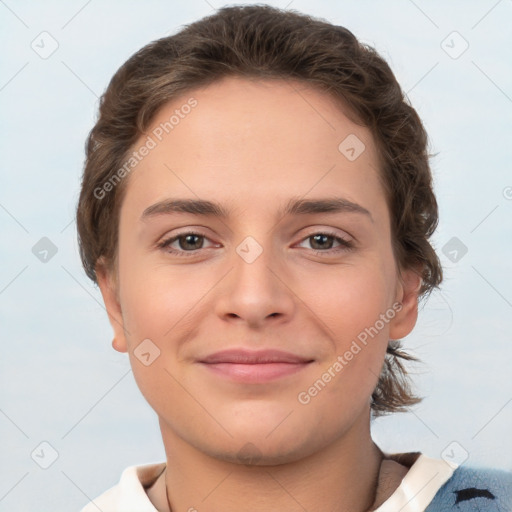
[85,452,456,511]
[374,453,456,511]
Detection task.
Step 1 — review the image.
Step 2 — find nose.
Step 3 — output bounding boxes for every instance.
[214,237,296,328]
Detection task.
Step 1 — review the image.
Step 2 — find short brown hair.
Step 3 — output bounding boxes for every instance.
[76,4,443,417]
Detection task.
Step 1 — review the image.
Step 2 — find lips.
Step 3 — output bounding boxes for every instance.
[198,349,314,383]
[199,349,313,364]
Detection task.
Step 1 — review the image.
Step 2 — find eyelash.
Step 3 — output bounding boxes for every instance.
[156,230,355,258]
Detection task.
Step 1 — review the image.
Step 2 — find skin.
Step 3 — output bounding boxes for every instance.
[96,76,422,512]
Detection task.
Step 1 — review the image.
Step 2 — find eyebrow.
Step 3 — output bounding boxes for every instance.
[141,196,373,222]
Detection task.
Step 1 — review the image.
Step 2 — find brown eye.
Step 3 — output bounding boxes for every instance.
[310,234,335,250]
[157,232,216,257]
[175,234,204,251]
[297,231,354,254]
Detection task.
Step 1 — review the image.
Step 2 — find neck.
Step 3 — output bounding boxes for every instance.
[157,407,384,512]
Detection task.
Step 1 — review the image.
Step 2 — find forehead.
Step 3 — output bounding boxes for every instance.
[120,76,387,225]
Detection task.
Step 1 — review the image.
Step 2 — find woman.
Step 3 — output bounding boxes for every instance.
[76,5,512,511]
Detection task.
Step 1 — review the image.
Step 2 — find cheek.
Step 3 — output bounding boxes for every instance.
[116,235,185,339]
[302,258,394,338]
[301,258,394,385]
[296,268,393,418]
[119,271,188,345]
[116,259,194,414]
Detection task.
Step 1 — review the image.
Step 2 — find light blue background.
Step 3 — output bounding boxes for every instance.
[1,1,511,511]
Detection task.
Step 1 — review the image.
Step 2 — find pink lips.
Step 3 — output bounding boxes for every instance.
[199,349,314,383]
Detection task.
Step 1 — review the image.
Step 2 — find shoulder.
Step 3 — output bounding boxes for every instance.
[425,464,512,511]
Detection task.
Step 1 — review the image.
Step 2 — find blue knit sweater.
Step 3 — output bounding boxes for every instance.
[424,464,512,511]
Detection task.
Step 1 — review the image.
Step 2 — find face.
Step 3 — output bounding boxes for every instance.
[97,76,421,464]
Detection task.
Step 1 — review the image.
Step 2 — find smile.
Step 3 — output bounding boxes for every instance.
[199,361,312,383]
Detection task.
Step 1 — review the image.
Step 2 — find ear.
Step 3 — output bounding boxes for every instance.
[95,257,128,353]
[389,267,423,340]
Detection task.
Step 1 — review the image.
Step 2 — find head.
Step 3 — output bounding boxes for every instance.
[76,5,442,461]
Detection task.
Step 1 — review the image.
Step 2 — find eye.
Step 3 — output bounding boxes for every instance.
[157,230,354,258]
[296,231,354,254]
[157,231,216,257]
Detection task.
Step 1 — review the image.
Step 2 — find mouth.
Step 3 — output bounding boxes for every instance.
[198,349,314,383]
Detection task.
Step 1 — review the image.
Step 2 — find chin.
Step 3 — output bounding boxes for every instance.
[192,416,322,466]
[205,438,314,466]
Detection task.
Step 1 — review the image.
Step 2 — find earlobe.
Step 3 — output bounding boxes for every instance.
[112,337,127,353]
[95,258,128,353]
[389,268,423,340]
